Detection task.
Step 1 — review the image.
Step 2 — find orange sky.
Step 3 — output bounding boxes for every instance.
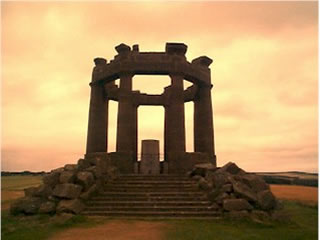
[1,1,318,172]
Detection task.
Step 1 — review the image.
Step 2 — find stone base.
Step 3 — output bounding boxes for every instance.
[85,152,134,174]
[167,152,213,174]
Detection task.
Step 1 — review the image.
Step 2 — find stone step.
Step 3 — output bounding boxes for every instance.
[97,192,205,197]
[117,176,190,180]
[86,201,211,207]
[91,196,208,201]
[85,206,217,212]
[108,180,197,186]
[82,210,221,217]
[103,187,199,192]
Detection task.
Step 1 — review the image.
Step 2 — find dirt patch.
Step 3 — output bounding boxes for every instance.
[270,184,318,204]
[49,220,169,240]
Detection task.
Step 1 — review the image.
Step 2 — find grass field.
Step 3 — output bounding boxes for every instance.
[1,175,318,240]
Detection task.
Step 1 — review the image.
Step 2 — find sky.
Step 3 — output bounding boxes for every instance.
[1,1,318,173]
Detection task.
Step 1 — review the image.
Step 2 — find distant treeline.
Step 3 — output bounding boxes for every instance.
[1,171,47,176]
[260,175,318,187]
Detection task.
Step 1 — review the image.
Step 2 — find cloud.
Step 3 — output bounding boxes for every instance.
[1,1,318,172]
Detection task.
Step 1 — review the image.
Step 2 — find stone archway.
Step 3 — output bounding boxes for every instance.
[85,43,216,174]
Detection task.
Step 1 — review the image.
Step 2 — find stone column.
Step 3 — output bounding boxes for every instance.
[86,82,107,153]
[164,74,186,156]
[116,73,137,161]
[194,85,216,166]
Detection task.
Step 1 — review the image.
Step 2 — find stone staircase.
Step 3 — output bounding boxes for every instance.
[82,174,221,219]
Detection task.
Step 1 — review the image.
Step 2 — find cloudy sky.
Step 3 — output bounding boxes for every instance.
[2,1,318,172]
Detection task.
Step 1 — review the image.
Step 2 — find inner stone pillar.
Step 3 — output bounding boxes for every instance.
[140,139,160,174]
[164,74,186,159]
[86,82,107,153]
[116,73,137,161]
[194,85,216,166]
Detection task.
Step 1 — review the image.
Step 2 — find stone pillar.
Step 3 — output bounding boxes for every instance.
[116,73,137,161]
[140,140,160,174]
[164,74,186,158]
[194,85,216,166]
[86,82,107,153]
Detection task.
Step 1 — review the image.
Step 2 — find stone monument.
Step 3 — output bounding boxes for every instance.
[140,139,160,174]
[85,43,216,174]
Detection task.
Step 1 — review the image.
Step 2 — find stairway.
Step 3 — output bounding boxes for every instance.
[82,174,221,219]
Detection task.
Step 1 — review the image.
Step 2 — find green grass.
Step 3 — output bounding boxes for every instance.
[1,201,317,240]
[1,210,102,240]
[1,176,43,191]
[165,201,318,240]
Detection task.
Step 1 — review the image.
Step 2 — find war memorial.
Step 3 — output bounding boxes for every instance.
[10,43,277,219]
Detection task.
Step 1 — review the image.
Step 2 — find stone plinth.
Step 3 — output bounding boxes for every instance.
[140,140,160,175]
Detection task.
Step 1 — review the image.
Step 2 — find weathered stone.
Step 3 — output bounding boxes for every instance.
[79,184,97,200]
[77,158,91,170]
[191,163,216,177]
[77,172,94,191]
[85,166,98,178]
[250,210,270,223]
[211,173,228,188]
[241,174,269,193]
[43,172,60,187]
[64,164,78,172]
[227,210,250,219]
[53,184,82,199]
[192,175,203,181]
[59,171,76,183]
[33,184,52,198]
[39,201,56,214]
[209,202,220,210]
[223,198,253,212]
[221,184,233,193]
[257,190,277,210]
[198,177,211,191]
[57,199,85,214]
[207,188,221,202]
[216,192,230,205]
[52,167,64,173]
[24,187,37,197]
[88,157,99,166]
[10,197,42,215]
[232,181,258,203]
[216,162,245,175]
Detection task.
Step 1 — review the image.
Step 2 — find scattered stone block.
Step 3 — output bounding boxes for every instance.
[10,197,43,215]
[64,164,78,172]
[39,201,56,214]
[43,172,60,187]
[198,177,211,191]
[227,210,250,219]
[77,172,94,191]
[257,190,277,210]
[78,158,91,170]
[53,184,82,199]
[216,162,244,175]
[221,184,233,193]
[223,198,253,212]
[57,199,85,214]
[242,174,269,193]
[60,171,76,183]
[33,184,53,198]
[80,184,97,200]
[232,181,258,203]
